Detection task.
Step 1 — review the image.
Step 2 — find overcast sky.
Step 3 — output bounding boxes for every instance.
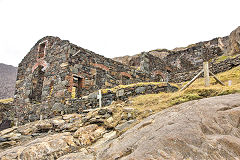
[0,0,239,67]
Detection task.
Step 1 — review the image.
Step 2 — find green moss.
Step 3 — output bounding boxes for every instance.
[170,93,201,106]
[215,55,229,63]
[215,54,239,64]
[101,82,178,94]
[184,89,218,97]
[0,98,13,104]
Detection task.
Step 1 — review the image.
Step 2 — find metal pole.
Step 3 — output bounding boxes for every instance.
[98,90,102,108]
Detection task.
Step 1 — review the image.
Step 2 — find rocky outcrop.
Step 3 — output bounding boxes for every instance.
[0,103,14,131]
[96,94,240,159]
[113,36,228,74]
[170,54,240,83]
[227,26,240,55]
[0,101,142,159]
[112,26,240,83]
[1,94,240,159]
[0,63,17,99]
[10,81,178,125]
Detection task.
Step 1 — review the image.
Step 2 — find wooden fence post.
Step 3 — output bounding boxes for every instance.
[180,62,225,91]
[209,71,225,86]
[203,62,210,87]
[180,69,203,91]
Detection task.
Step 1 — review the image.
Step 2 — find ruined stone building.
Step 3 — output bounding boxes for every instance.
[14,36,168,109]
[13,26,240,124]
[114,36,237,82]
[14,35,237,108]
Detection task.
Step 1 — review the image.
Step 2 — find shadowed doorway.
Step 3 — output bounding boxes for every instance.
[29,66,45,103]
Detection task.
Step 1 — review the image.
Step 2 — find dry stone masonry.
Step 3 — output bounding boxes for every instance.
[114,27,240,83]
[11,26,240,125]
[13,36,177,124]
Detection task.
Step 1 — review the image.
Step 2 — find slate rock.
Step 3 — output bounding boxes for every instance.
[0,137,7,142]
[88,92,98,99]
[135,87,146,94]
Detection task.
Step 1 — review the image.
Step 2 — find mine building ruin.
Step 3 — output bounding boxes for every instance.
[14,36,169,108]
[13,34,240,124]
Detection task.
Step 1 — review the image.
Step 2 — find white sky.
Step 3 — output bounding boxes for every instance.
[0,0,239,67]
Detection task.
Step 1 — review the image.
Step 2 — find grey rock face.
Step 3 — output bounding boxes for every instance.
[135,87,146,94]
[96,94,240,160]
[52,103,66,114]
[0,63,17,99]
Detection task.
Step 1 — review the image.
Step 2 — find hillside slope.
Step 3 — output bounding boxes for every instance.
[97,94,240,159]
[1,94,240,159]
[0,65,240,159]
[113,26,240,77]
[0,63,17,99]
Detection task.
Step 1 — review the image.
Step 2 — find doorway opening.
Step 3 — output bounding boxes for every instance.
[29,66,45,103]
[121,75,130,85]
[154,74,164,82]
[72,76,84,98]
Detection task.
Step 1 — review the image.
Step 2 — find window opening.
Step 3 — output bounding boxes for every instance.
[38,41,47,58]
[49,80,54,97]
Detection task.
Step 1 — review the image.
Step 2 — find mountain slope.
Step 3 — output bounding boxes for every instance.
[1,94,240,159]
[112,26,240,75]
[0,64,240,159]
[0,63,17,99]
[96,94,240,159]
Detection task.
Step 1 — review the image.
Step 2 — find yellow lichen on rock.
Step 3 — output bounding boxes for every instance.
[71,87,76,99]
[0,98,13,104]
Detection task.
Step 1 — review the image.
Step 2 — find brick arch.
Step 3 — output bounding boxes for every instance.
[153,70,165,82]
[32,59,48,73]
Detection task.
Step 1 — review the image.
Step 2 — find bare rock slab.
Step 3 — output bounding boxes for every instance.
[0,132,77,160]
[96,94,240,160]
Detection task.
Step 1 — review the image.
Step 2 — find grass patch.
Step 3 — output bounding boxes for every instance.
[214,54,239,63]
[215,55,229,63]
[101,82,178,94]
[98,65,240,135]
[124,65,240,115]
[0,98,13,104]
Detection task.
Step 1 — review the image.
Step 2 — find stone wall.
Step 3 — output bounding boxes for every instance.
[14,83,178,124]
[162,43,223,73]
[14,36,63,106]
[114,37,227,82]
[68,82,178,112]
[112,26,240,83]
[15,36,179,124]
[14,36,153,108]
[169,55,240,83]
[0,103,15,131]
[113,34,240,84]
[13,26,240,125]
[67,43,153,94]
